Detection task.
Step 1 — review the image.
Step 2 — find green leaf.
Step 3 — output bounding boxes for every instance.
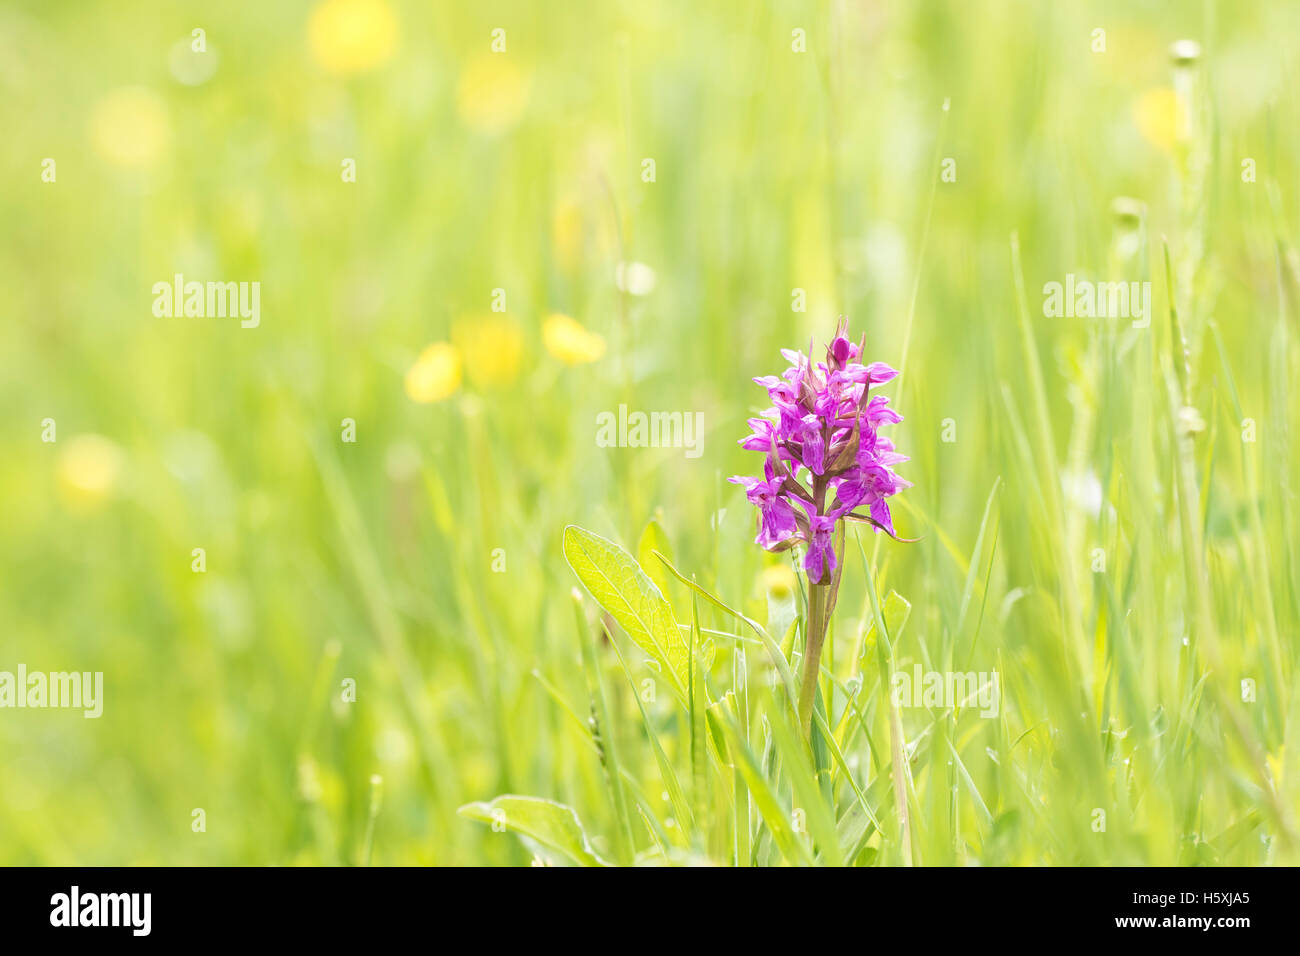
[763,696,843,865]
[637,517,675,603]
[651,548,800,712]
[607,638,696,839]
[947,738,993,826]
[563,525,688,697]
[458,795,613,867]
[712,704,814,866]
[882,590,912,641]
[860,590,912,664]
[571,592,635,863]
[688,589,709,833]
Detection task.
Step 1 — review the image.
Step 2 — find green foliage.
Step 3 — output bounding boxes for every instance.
[3,0,1298,866]
[562,525,689,698]
[457,796,612,867]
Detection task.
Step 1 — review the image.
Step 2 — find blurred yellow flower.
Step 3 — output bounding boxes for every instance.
[542,313,605,365]
[1134,87,1177,152]
[759,564,796,599]
[57,434,124,509]
[89,87,170,169]
[552,197,584,272]
[308,0,397,75]
[404,343,462,403]
[451,315,524,386]
[456,54,530,133]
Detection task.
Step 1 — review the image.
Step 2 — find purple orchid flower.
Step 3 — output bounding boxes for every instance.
[728,459,797,549]
[731,318,910,584]
[732,319,912,739]
[797,500,839,583]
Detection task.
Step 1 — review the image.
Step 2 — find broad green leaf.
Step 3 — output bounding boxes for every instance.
[458,795,612,867]
[563,525,688,697]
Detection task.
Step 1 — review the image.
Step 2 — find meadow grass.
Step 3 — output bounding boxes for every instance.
[0,0,1297,865]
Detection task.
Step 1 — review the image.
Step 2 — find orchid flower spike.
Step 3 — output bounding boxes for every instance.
[730,318,910,584]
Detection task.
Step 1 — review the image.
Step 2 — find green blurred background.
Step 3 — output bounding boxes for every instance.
[1,0,1297,865]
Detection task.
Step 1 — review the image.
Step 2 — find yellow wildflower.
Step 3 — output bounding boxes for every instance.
[57,434,124,509]
[759,564,796,599]
[1133,87,1177,152]
[542,313,605,365]
[89,88,170,169]
[456,54,530,133]
[452,315,524,387]
[404,343,462,403]
[308,0,397,75]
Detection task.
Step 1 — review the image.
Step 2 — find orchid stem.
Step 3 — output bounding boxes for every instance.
[797,475,833,739]
[798,581,829,739]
